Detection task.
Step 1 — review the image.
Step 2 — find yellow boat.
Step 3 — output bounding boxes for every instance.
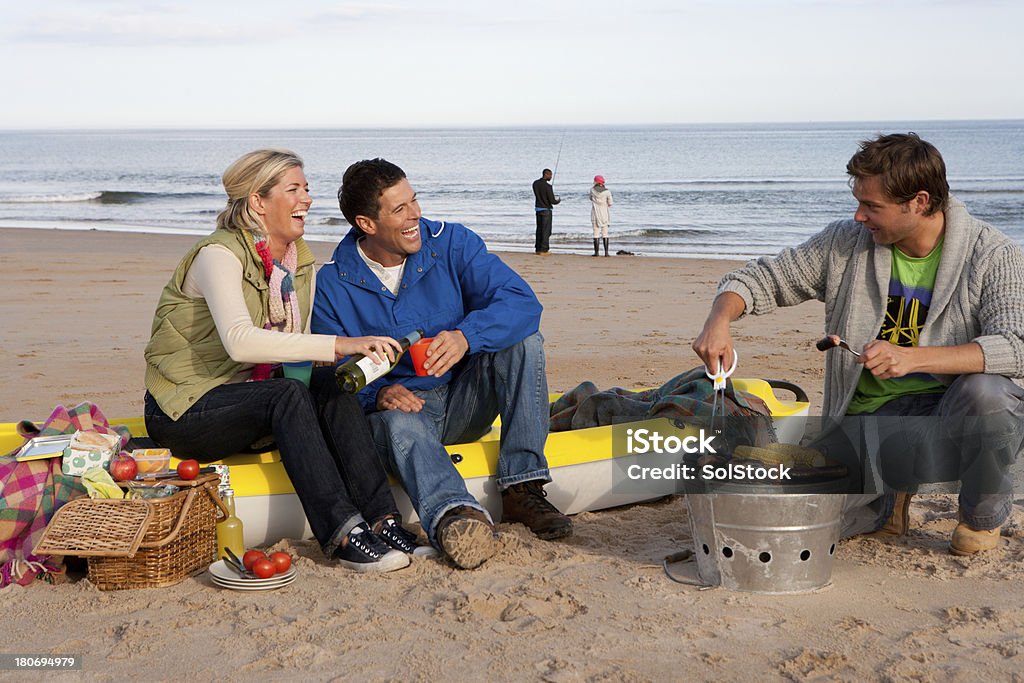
[2,379,808,547]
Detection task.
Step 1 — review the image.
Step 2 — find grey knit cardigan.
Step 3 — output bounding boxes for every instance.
[718,197,1024,416]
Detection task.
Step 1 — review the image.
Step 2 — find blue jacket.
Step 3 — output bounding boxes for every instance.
[312,217,543,412]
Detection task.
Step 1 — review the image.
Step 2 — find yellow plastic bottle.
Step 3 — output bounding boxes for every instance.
[216,489,244,560]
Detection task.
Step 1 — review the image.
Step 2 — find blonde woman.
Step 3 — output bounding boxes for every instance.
[143,149,416,572]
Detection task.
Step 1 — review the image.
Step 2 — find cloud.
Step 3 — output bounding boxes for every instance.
[10,8,282,46]
[309,4,406,23]
[7,2,438,46]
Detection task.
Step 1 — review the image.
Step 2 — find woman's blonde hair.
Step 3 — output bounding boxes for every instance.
[216,148,304,233]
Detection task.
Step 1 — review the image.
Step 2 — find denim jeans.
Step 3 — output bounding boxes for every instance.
[369,332,551,545]
[834,373,1024,533]
[534,210,552,252]
[144,366,398,556]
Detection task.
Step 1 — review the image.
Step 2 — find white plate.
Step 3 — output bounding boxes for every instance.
[211,573,296,589]
[210,573,294,589]
[212,574,296,591]
[207,559,296,584]
[209,573,296,589]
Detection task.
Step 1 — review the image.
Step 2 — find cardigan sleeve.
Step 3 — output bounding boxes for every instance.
[973,242,1024,377]
[717,222,840,317]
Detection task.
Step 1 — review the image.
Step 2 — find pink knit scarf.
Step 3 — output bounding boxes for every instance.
[246,233,301,381]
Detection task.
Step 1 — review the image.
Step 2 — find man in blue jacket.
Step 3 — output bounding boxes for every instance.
[312,158,572,569]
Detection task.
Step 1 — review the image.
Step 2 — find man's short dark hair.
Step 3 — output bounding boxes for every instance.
[337,158,407,233]
[846,132,949,216]
[542,168,552,175]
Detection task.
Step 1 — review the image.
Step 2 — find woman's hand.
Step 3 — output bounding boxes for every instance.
[334,336,403,364]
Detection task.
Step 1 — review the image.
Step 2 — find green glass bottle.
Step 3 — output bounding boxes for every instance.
[335,329,424,394]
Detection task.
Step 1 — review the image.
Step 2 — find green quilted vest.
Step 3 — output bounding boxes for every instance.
[144,229,314,419]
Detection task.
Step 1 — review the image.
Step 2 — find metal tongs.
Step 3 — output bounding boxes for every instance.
[223,547,256,579]
[815,335,861,357]
[704,349,738,433]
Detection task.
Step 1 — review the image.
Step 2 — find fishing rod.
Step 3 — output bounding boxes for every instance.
[552,132,565,181]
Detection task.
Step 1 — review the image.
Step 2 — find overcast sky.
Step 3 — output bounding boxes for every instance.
[2,0,1021,129]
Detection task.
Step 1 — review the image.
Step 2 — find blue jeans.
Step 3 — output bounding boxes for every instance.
[144,367,399,556]
[841,374,1024,532]
[369,333,551,545]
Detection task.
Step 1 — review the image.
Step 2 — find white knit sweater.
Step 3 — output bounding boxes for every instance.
[183,245,336,380]
[718,196,1024,416]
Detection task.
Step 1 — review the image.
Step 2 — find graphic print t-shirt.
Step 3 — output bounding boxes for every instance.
[846,241,948,415]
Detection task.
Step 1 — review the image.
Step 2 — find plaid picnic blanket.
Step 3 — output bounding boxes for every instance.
[1,403,130,588]
[549,367,777,449]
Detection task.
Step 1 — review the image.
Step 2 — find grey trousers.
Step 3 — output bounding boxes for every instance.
[824,374,1024,536]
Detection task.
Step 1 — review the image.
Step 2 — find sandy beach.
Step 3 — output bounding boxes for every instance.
[2,227,1023,681]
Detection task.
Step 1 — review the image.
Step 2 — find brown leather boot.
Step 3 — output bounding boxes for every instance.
[436,506,498,569]
[870,492,913,537]
[501,480,573,540]
[950,522,1002,556]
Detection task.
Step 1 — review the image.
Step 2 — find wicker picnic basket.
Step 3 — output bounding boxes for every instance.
[35,473,227,590]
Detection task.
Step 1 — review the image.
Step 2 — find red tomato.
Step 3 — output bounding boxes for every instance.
[176,459,200,480]
[269,552,292,574]
[252,558,276,579]
[242,550,267,571]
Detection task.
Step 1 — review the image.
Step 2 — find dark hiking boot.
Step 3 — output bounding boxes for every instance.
[501,480,573,540]
[436,506,498,569]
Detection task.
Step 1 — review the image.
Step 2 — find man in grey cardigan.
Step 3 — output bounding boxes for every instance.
[693,133,1024,556]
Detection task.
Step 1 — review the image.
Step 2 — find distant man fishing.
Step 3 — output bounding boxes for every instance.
[532,168,560,255]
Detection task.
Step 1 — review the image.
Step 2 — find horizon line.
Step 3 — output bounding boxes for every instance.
[1,117,1022,134]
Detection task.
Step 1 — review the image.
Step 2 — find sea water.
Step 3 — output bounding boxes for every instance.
[1,121,1021,259]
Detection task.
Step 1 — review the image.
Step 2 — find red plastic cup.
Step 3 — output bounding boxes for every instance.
[409,337,434,376]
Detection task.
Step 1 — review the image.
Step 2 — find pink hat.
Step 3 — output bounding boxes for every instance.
[594,175,605,184]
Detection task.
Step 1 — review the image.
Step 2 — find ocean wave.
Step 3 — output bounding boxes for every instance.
[955,187,1024,195]
[92,190,214,204]
[620,227,713,238]
[0,190,217,205]
[0,192,102,203]
[318,216,349,226]
[641,178,840,187]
